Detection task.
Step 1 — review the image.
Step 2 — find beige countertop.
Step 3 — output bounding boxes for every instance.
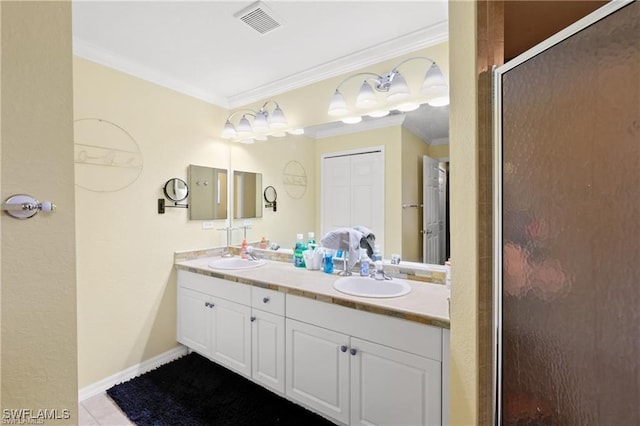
[175,255,450,329]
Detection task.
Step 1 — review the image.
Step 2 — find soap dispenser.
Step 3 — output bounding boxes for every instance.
[359,250,370,276]
[240,239,248,259]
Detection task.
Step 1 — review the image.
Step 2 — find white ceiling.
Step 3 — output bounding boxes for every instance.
[72,0,450,143]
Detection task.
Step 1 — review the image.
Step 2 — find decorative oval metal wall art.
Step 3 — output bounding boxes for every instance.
[74,118,143,192]
[282,160,307,199]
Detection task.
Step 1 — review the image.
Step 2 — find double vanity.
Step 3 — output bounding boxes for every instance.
[174,248,450,426]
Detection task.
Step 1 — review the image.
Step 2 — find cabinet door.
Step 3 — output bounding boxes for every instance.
[350,338,441,426]
[286,319,350,424]
[251,309,285,394]
[210,297,252,377]
[177,287,210,355]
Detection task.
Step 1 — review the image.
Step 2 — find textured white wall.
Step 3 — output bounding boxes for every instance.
[1,2,78,421]
[449,1,479,425]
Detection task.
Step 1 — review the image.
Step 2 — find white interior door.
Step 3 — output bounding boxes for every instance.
[321,156,351,230]
[423,156,440,264]
[438,166,447,264]
[321,149,384,250]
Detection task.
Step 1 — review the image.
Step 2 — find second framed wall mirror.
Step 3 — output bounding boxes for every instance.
[188,164,228,220]
[233,170,262,219]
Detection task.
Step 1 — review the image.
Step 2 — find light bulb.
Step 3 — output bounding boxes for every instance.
[355,81,377,109]
[397,102,420,112]
[327,89,348,116]
[342,116,362,124]
[386,71,410,102]
[427,96,450,107]
[269,106,288,129]
[236,116,252,137]
[422,63,447,90]
[221,120,236,139]
[422,63,449,106]
[368,110,390,118]
[253,111,269,132]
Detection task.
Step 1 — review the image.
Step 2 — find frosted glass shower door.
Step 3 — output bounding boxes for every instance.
[495,2,639,425]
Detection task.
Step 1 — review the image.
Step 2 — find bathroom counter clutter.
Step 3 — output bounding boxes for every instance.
[174,255,450,328]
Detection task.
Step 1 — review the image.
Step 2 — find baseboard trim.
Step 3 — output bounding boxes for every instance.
[79,346,188,401]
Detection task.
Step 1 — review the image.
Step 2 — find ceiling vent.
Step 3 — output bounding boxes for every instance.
[234,1,283,35]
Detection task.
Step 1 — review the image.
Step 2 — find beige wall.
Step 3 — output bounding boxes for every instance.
[449,1,479,425]
[1,2,78,422]
[73,57,316,387]
[429,143,450,160]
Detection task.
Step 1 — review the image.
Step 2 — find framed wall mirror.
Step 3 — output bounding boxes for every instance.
[188,164,228,220]
[234,170,262,219]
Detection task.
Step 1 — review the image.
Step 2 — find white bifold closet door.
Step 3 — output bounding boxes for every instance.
[321,149,384,251]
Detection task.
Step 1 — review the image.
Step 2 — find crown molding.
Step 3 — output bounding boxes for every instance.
[73,37,230,108]
[306,114,407,140]
[73,19,447,111]
[227,21,449,108]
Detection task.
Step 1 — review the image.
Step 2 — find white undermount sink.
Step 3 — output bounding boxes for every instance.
[208,257,266,270]
[333,276,412,298]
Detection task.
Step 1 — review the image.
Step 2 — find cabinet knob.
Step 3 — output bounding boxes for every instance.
[340,345,347,353]
[251,316,256,322]
[262,297,270,304]
[204,302,210,308]
[350,348,358,356]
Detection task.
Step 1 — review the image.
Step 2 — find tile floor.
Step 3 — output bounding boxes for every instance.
[79,393,134,426]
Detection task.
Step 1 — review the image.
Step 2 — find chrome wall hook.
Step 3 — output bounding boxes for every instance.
[2,194,56,219]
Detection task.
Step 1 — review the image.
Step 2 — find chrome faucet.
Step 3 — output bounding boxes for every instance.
[245,246,260,261]
[338,252,352,276]
[373,260,390,281]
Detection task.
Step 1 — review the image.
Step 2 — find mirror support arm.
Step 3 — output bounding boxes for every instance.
[157,198,188,214]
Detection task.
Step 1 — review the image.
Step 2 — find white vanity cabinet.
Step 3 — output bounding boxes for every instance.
[210,296,252,377]
[177,270,286,392]
[349,337,441,426]
[286,318,351,424]
[177,269,448,426]
[177,270,252,377]
[251,286,286,394]
[286,294,443,426]
[176,286,211,355]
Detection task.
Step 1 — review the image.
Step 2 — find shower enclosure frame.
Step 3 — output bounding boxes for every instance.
[492,1,635,424]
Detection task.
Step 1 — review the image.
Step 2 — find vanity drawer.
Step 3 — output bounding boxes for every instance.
[177,270,251,305]
[251,287,285,316]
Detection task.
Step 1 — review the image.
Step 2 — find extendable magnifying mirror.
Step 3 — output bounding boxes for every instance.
[264,185,277,212]
[158,178,189,214]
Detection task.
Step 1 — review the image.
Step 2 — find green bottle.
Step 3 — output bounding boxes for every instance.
[294,234,306,268]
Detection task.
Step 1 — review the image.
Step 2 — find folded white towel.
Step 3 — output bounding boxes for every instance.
[320,228,363,269]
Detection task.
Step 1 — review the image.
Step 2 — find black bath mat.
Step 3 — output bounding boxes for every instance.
[107,352,335,426]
